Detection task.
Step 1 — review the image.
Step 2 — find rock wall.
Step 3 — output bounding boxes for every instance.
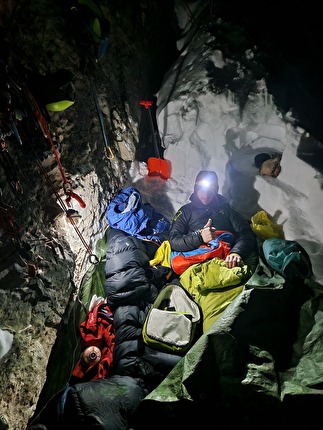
[0,1,178,428]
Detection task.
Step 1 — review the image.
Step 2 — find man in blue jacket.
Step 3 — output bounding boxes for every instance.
[169,170,258,269]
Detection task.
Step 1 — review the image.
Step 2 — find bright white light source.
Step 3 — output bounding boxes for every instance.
[196,179,210,188]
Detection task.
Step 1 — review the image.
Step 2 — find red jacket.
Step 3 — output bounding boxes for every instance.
[72,301,115,381]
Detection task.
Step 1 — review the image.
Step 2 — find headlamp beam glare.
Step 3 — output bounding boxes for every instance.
[196,179,211,188]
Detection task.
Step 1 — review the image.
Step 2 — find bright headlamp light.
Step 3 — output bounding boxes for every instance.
[195,179,212,188]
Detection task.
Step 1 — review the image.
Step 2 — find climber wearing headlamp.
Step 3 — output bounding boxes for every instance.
[169,170,258,269]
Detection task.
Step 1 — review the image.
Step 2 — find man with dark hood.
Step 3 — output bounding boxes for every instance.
[169,170,258,269]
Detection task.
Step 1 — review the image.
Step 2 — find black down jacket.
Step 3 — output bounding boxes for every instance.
[169,192,257,261]
[105,228,181,387]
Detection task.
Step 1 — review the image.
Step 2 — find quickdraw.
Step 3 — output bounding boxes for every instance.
[90,77,114,161]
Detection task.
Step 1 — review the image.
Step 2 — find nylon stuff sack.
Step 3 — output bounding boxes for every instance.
[251,210,284,240]
[142,282,201,355]
[262,237,313,281]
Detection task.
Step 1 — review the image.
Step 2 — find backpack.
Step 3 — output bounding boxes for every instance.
[262,237,313,281]
[142,282,201,355]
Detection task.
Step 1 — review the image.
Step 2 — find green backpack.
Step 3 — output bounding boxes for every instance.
[142,282,201,355]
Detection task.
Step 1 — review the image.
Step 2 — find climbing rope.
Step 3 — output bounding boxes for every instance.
[0,42,99,262]
[34,155,98,264]
[24,86,87,209]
